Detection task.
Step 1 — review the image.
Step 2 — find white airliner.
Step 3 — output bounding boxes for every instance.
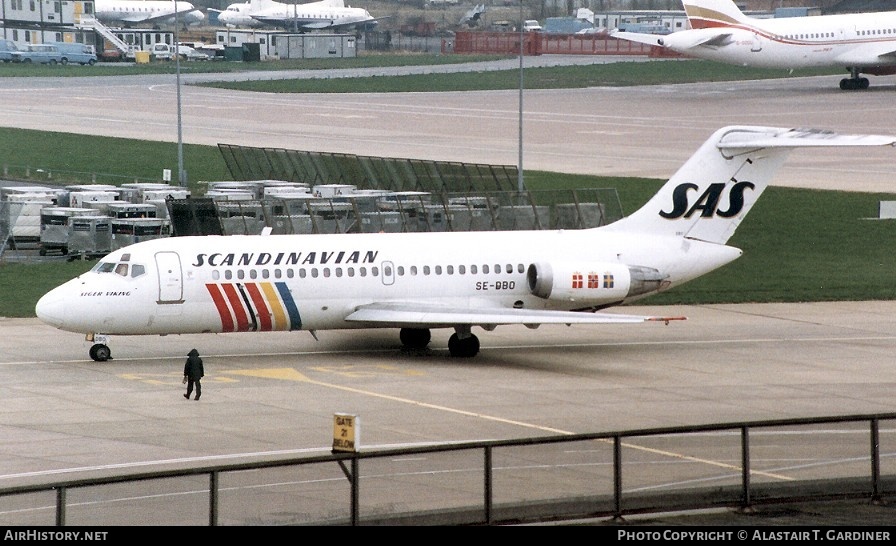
[247,0,380,31]
[611,0,896,90]
[35,126,896,361]
[212,1,263,28]
[94,0,205,27]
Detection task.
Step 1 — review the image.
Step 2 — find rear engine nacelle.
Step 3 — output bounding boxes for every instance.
[527,262,665,304]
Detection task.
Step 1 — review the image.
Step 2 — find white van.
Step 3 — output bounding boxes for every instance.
[10,44,63,64]
[0,39,19,62]
[523,20,543,31]
[48,42,97,65]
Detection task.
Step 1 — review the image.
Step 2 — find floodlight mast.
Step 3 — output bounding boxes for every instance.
[517,0,524,194]
[175,0,186,187]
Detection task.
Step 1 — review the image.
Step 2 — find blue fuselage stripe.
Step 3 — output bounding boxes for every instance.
[276,282,302,331]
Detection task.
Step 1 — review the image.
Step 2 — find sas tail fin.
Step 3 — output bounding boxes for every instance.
[604,126,896,246]
[682,0,750,29]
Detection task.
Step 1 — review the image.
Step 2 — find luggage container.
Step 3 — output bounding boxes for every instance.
[105,202,157,219]
[67,216,112,259]
[140,188,190,203]
[205,190,255,202]
[359,211,403,233]
[217,201,266,235]
[271,214,313,234]
[61,185,123,206]
[39,207,102,256]
[376,192,431,230]
[312,184,356,198]
[496,205,549,230]
[3,194,56,249]
[307,201,353,233]
[110,217,169,250]
[418,204,468,232]
[69,191,119,210]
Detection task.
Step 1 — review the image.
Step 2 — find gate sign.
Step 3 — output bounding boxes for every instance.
[333,413,359,453]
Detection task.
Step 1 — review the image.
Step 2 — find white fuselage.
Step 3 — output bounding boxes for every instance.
[35,229,737,336]
[94,0,205,26]
[672,11,896,70]
[217,2,263,27]
[252,5,375,30]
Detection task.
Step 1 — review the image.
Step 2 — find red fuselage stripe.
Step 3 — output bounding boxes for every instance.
[205,284,235,332]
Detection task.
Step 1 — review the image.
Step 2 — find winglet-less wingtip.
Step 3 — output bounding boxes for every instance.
[647,316,688,325]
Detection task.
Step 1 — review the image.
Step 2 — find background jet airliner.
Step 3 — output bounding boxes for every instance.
[94,0,205,27]
[238,0,380,31]
[35,126,896,361]
[611,0,896,90]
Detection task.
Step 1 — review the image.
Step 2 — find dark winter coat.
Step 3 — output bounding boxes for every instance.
[184,349,204,379]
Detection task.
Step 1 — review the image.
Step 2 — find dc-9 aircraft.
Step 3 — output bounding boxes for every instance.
[35,126,896,361]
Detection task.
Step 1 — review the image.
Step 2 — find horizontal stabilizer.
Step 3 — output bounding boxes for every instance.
[715,127,896,150]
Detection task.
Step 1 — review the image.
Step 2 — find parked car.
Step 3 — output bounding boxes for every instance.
[10,44,63,64]
[150,43,210,61]
[522,19,543,31]
[47,42,97,65]
[0,39,19,62]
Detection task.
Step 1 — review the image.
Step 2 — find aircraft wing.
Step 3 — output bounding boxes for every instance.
[612,29,734,50]
[128,7,203,24]
[345,302,685,329]
[610,30,667,47]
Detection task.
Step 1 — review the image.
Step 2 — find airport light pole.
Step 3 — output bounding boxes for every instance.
[517,0,524,194]
[174,0,186,187]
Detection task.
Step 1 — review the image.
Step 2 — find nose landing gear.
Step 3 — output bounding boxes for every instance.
[87,334,112,361]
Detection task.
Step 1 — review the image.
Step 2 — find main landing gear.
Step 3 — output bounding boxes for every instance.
[399,327,481,358]
[840,68,870,90]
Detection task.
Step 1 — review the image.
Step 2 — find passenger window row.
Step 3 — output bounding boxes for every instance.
[209,263,527,281]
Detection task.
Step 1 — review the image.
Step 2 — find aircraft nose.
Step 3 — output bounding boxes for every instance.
[35,287,66,328]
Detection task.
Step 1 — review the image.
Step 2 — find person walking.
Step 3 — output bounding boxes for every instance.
[183,348,204,401]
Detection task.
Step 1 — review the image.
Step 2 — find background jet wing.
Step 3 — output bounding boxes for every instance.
[612,29,734,50]
[609,30,666,47]
[345,301,684,329]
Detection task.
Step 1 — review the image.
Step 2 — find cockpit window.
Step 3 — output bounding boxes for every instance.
[92,255,146,279]
[94,262,116,273]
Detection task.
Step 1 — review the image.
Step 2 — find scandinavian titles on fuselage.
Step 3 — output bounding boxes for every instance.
[193,249,379,268]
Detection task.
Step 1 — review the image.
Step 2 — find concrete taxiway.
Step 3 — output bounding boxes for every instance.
[2,301,896,488]
[0,58,895,192]
[1,60,896,524]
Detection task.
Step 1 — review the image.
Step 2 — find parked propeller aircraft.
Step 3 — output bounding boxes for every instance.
[220,0,380,31]
[611,0,896,90]
[35,126,896,361]
[211,1,263,28]
[94,0,205,27]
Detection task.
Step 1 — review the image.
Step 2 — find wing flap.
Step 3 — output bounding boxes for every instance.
[345,302,685,328]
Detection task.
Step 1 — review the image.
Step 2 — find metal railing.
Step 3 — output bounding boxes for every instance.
[1,413,894,526]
